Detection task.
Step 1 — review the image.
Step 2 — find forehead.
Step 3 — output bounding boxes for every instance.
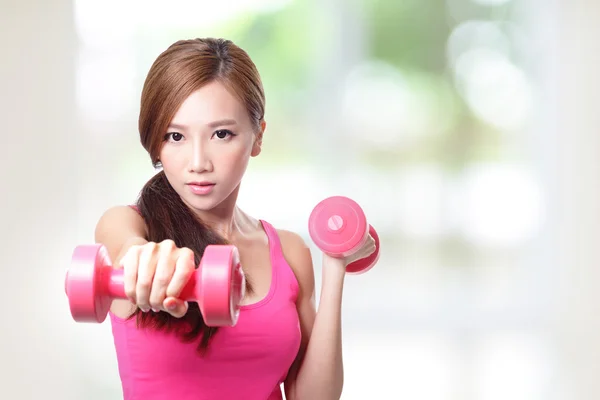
[172,81,249,125]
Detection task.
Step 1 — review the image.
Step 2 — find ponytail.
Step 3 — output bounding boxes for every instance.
[129,171,230,354]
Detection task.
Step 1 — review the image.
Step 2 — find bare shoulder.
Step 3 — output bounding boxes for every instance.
[277,229,310,254]
[277,229,315,298]
[94,205,149,268]
[95,205,147,242]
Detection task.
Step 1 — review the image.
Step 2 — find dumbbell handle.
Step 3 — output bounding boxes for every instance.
[96,268,199,301]
[65,261,201,304]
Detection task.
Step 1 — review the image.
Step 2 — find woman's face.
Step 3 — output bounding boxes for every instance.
[159,80,263,213]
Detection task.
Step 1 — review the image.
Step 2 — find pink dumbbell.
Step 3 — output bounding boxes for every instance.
[308,196,381,274]
[64,244,245,326]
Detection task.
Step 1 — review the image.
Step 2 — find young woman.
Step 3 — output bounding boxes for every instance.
[94,37,376,400]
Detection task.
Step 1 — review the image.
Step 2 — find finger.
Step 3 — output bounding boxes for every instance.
[163,297,189,318]
[363,240,376,256]
[136,242,159,312]
[364,235,376,253]
[121,245,142,303]
[366,234,375,246]
[149,240,177,311]
[165,248,196,299]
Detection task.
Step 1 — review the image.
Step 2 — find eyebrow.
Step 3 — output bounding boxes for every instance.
[167,119,238,130]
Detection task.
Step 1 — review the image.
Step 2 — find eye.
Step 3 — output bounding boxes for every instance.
[165,132,183,142]
[213,129,235,140]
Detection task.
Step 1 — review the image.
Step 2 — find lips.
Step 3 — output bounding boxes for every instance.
[187,181,214,186]
[187,182,215,195]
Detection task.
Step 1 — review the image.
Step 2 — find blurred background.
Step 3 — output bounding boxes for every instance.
[2,0,599,399]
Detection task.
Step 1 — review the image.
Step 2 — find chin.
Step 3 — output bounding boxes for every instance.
[176,183,239,213]
[184,191,232,213]
[182,196,220,212]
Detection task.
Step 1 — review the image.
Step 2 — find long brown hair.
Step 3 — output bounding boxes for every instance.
[131,38,265,354]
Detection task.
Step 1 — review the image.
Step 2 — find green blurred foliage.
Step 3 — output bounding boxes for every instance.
[365,0,452,73]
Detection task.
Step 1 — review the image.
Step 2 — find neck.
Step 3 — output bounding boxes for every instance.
[190,186,243,240]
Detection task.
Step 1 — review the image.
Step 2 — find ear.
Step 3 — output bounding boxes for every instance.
[251,120,266,157]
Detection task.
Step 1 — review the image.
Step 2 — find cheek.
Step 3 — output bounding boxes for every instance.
[221,146,251,172]
[160,146,182,165]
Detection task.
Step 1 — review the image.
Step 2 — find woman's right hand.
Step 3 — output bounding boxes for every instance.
[119,240,197,318]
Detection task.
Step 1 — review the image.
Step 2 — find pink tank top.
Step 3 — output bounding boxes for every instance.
[109,219,302,400]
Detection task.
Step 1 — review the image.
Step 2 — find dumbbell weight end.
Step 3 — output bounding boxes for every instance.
[308,196,381,274]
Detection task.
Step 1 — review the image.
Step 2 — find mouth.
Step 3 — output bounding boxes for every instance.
[187,181,215,186]
[187,182,215,195]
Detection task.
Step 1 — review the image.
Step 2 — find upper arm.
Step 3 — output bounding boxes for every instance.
[95,205,149,317]
[277,229,317,399]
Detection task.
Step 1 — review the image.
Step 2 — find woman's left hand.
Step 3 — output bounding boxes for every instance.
[322,233,377,271]
[343,233,377,267]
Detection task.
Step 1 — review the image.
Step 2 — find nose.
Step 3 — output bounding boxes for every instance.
[188,141,213,173]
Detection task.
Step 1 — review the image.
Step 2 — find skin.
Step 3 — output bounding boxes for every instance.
[95,80,376,400]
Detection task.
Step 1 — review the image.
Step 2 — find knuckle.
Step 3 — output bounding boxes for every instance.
[124,246,136,257]
[122,264,134,276]
[181,261,196,274]
[123,254,139,268]
[149,299,163,309]
[143,242,158,254]
[136,299,149,308]
[179,249,196,265]
[124,288,136,299]
[121,251,135,266]
[162,250,177,266]
[179,247,194,258]
[129,243,142,253]
[160,239,177,250]
[156,256,175,278]
[136,279,152,291]
[154,274,171,287]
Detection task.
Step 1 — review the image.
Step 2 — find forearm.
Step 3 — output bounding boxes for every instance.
[293,256,346,400]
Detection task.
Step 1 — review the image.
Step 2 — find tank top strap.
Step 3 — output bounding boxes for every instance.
[259,220,299,298]
[259,220,284,262]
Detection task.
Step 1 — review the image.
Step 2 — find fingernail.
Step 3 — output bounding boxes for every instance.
[167,302,177,310]
[152,308,159,313]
